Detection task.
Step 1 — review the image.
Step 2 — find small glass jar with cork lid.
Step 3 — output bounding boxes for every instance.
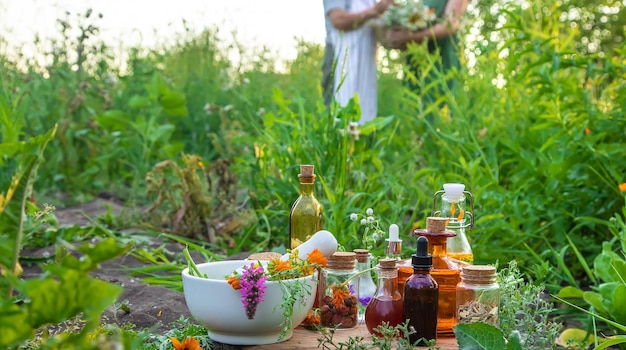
[319,252,360,329]
[456,265,500,326]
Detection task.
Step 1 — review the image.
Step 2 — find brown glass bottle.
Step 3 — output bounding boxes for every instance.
[289,165,323,249]
[414,217,461,336]
[403,236,438,345]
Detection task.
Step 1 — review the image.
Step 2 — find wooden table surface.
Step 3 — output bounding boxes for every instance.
[241,325,458,350]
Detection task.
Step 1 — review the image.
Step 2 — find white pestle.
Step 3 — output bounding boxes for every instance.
[281,230,338,261]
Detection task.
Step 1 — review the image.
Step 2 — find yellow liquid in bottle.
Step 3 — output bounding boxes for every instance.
[447,252,474,264]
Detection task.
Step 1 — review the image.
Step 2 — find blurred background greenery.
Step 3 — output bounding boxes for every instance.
[1,0,625,347]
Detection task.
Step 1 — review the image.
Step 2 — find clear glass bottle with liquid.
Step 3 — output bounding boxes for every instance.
[414,217,461,336]
[403,236,438,345]
[457,265,500,326]
[319,252,360,329]
[354,249,376,323]
[289,164,323,249]
[365,258,404,337]
[432,183,474,264]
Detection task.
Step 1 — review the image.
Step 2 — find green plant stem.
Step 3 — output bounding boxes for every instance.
[339,267,377,289]
[183,246,206,278]
[8,172,33,298]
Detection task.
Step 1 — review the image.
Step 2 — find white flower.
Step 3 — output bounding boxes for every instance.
[360,219,367,226]
[348,122,360,140]
[223,104,234,112]
[242,77,250,84]
[366,208,374,216]
[204,103,218,114]
[256,107,266,117]
[382,0,437,31]
[104,72,118,85]
[350,213,358,221]
[367,216,375,223]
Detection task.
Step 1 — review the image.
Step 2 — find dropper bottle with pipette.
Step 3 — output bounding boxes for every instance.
[383,224,412,297]
[385,224,402,260]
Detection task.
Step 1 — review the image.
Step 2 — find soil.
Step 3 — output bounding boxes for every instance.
[20,197,245,348]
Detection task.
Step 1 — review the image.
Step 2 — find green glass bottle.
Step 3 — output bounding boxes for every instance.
[289,164,323,249]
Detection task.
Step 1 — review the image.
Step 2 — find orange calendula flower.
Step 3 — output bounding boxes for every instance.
[227,275,241,290]
[171,336,202,350]
[267,258,292,275]
[619,183,626,192]
[301,310,321,325]
[307,248,327,267]
[585,127,591,135]
[457,208,465,221]
[331,284,351,307]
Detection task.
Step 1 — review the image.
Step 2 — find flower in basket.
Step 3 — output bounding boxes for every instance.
[223,248,327,320]
[381,0,437,31]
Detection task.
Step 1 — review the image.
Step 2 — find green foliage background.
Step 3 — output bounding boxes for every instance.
[1,0,625,291]
[1,0,626,347]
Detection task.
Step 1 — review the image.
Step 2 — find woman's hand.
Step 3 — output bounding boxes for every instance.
[374,0,395,15]
[386,28,415,49]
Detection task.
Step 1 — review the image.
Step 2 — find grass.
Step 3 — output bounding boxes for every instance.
[1,0,626,347]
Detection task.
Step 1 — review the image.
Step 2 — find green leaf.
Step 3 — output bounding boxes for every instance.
[594,242,626,283]
[95,110,132,130]
[454,323,507,350]
[557,286,585,298]
[161,92,188,116]
[593,336,626,350]
[556,328,595,348]
[129,95,151,109]
[599,283,626,325]
[22,268,123,329]
[506,331,524,350]
[584,291,610,316]
[75,237,133,272]
[0,302,32,347]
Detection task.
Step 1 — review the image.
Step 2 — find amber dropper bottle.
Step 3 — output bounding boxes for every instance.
[403,236,438,345]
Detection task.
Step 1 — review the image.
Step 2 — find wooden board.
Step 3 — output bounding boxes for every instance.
[241,326,458,349]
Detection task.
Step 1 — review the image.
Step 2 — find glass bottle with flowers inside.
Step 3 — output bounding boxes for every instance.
[319,252,360,329]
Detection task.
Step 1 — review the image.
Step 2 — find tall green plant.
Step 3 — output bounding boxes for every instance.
[556,201,626,348]
[0,87,134,349]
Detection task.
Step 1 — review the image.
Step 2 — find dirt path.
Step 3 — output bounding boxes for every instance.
[21,198,192,334]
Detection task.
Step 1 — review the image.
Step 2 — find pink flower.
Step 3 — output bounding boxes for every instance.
[240,263,267,319]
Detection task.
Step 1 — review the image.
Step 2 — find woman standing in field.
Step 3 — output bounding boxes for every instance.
[322,0,394,125]
[385,0,469,111]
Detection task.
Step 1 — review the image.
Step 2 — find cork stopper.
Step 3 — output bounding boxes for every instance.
[462,265,496,276]
[413,216,456,237]
[354,249,370,263]
[426,217,448,232]
[461,265,497,283]
[299,165,315,176]
[378,258,397,269]
[298,164,316,184]
[327,252,357,270]
[377,257,398,278]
